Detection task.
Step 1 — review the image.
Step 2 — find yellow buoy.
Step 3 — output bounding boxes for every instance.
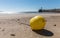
[30,16,46,30]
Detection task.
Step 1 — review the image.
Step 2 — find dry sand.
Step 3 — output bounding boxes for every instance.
[0,13,60,38]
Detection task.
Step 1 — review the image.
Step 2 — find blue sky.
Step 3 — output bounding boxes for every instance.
[0,0,60,12]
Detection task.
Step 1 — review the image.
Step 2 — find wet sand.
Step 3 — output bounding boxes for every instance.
[0,13,60,38]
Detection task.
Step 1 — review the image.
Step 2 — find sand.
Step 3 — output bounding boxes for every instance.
[0,13,60,38]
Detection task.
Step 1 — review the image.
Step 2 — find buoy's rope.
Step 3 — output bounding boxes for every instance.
[0,19,30,26]
[20,23,30,26]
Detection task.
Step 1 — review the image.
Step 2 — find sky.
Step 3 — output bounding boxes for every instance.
[0,0,60,12]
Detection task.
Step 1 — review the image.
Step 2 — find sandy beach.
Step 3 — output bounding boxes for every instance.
[0,13,60,38]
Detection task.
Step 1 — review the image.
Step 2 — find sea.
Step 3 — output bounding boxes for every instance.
[0,11,60,14]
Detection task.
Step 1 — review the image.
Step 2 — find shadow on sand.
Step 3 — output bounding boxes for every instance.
[32,29,54,36]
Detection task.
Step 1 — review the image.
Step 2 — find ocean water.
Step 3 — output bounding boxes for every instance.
[0,12,60,15]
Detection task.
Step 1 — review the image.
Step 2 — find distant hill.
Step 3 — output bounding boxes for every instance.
[38,9,60,13]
